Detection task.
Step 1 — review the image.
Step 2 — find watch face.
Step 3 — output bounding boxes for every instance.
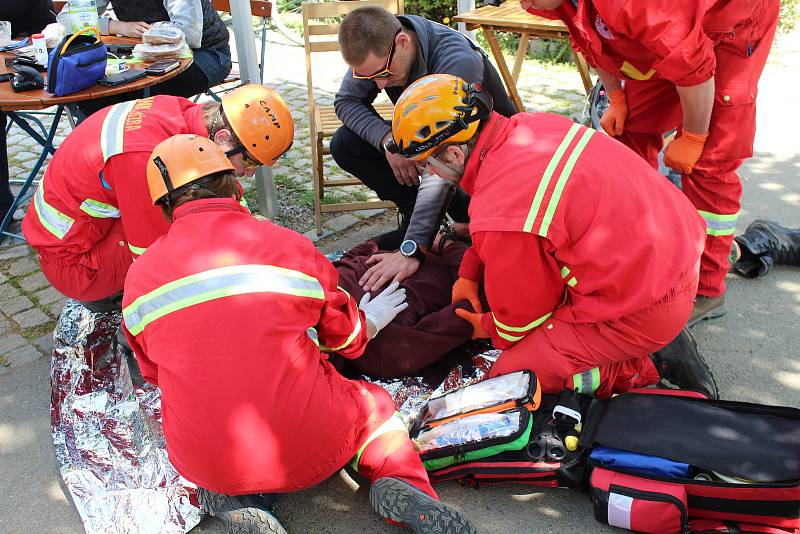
[400,240,417,257]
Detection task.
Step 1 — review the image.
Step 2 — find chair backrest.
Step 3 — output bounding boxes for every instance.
[302,0,403,114]
[211,0,272,19]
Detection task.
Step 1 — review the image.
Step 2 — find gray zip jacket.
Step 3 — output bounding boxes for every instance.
[334,15,516,151]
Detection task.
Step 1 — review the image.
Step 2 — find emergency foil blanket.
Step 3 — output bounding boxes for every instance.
[51,298,499,533]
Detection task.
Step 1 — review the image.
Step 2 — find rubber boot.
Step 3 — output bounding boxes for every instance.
[649,328,719,400]
[196,487,285,534]
[370,478,477,534]
[733,220,800,278]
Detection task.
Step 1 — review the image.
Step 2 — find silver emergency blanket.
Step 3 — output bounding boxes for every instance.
[51,297,499,533]
[51,300,201,534]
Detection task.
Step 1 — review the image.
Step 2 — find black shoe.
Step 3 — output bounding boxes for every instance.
[734,220,800,278]
[369,477,477,534]
[649,328,719,400]
[196,487,285,534]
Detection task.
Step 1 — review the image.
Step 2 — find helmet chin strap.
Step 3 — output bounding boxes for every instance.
[426,144,471,179]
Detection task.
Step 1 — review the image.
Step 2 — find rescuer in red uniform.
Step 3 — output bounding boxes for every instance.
[521,0,779,325]
[121,134,476,534]
[386,74,718,400]
[22,85,291,313]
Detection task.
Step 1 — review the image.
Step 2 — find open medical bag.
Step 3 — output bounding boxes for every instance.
[581,390,800,533]
[412,371,591,488]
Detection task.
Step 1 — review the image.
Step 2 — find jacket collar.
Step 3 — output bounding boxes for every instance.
[459,112,510,195]
[172,197,250,221]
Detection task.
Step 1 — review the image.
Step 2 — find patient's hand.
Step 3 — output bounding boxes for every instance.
[359,251,420,292]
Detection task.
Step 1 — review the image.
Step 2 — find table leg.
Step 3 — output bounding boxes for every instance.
[1,106,65,242]
[512,33,531,85]
[483,28,525,113]
[570,48,594,94]
[7,112,59,155]
[0,111,12,231]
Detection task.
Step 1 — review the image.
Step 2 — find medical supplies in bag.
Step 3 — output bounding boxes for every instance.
[46,28,107,96]
[582,389,800,533]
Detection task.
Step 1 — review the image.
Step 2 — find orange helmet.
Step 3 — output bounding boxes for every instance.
[386,74,493,161]
[221,84,295,166]
[146,134,235,205]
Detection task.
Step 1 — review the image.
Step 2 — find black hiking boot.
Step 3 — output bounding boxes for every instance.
[370,478,477,534]
[733,220,800,278]
[649,328,719,400]
[196,487,285,534]
[688,295,726,327]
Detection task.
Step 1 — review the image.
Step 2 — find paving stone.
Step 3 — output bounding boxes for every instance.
[50,299,67,318]
[6,257,39,277]
[0,245,29,261]
[0,333,28,354]
[35,333,54,354]
[34,286,65,306]
[302,228,332,243]
[18,272,49,292]
[354,208,388,219]
[14,308,52,330]
[0,271,6,284]
[0,316,11,336]
[324,214,360,233]
[4,345,42,367]
[0,295,34,315]
[0,283,20,301]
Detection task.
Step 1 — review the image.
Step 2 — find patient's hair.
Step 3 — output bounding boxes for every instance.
[160,171,239,220]
[338,6,402,66]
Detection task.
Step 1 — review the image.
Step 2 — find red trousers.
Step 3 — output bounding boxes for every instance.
[487,268,699,398]
[38,220,133,302]
[353,381,437,499]
[615,0,778,297]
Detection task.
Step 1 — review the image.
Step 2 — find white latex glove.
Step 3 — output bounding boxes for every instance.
[358,281,408,339]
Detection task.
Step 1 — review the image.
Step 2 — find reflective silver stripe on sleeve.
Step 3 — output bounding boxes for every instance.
[80,198,121,218]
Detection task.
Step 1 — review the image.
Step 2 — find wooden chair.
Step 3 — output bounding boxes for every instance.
[302,0,401,235]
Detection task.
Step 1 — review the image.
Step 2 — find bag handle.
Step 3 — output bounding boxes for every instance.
[60,27,101,54]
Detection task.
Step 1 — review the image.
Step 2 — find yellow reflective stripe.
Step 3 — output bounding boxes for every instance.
[498,330,525,342]
[567,277,577,287]
[128,243,147,256]
[619,61,655,81]
[123,264,325,335]
[100,100,137,162]
[493,311,553,333]
[573,367,601,394]
[539,127,595,237]
[80,198,120,218]
[319,314,363,352]
[698,209,739,237]
[560,266,577,286]
[560,266,570,278]
[33,180,74,239]
[351,412,407,469]
[523,123,581,233]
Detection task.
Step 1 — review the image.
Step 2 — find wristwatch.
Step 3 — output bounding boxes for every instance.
[400,239,425,263]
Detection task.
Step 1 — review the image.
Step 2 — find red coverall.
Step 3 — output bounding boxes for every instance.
[457,112,705,398]
[529,0,779,297]
[121,198,435,498]
[21,96,207,302]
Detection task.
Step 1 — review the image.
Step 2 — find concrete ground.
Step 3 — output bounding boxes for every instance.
[2,24,799,534]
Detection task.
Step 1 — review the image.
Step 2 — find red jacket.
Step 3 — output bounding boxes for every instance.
[122,199,371,495]
[458,112,705,349]
[22,96,207,259]
[529,0,759,86]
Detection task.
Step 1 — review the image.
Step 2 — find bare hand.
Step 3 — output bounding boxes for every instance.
[110,20,151,38]
[386,150,421,187]
[359,251,420,292]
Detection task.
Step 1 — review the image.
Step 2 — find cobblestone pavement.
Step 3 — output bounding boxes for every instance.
[0,26,588,373]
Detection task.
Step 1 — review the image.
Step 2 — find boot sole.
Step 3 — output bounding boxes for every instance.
[687,304,726,328]
[370,478,477,534]
[197,489,286,534]
[658,329,720,400]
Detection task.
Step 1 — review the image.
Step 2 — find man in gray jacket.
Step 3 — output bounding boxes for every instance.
[333,6,516,249]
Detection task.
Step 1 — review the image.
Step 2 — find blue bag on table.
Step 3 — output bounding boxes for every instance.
[46,28,107,97]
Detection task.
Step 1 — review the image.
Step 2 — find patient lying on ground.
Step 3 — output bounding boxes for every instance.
[333,232,484,378]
